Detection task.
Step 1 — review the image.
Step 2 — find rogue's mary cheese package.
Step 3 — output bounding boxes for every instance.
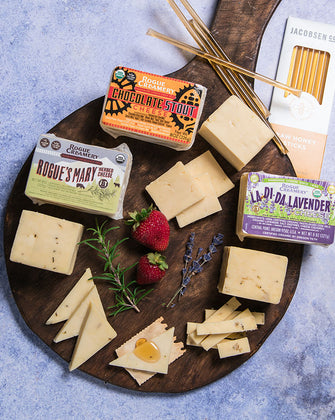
[100,66,207,151]
[25,134,132,219]
[237,172,335,246]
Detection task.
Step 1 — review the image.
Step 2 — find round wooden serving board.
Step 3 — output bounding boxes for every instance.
[4,0,303,393]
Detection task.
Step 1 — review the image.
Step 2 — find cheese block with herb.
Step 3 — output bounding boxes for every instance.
[53,285,105,343]
[69,302,117,371]
[218,246,288,304]
[46,268,93,324]
[109,327,175,374]
[198,95,274,171]
[10,210,83,275]
[217,337,251,359]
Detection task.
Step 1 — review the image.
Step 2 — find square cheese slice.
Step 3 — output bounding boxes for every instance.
[145,162,205,220]
[10,210,84,275]
[198,96,274,171]
[218,246,288,304]
[109,327,175,374]
[176,173,222,228]
[185,150,234,197]
[46,268,93,324]
[69,302,117,371]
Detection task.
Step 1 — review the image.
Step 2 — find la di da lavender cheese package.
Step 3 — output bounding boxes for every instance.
[237,172,335,246]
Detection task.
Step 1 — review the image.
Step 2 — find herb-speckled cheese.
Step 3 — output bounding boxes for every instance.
[10,210,83,275]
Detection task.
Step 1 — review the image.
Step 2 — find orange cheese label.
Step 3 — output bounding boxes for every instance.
[101,67,206,146]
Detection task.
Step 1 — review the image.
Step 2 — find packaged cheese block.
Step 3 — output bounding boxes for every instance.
[10,210,83,275]
[198,95,274,171]
[145,161,206,220]
[110,327,175,374]
[176,172,222,228]
[46,268,93,324]
[185,150,234,197]
[53,285,105,343]
[218,246,288,304]
[237,172,335,246]
[69,302,117,371]
[25,134,132,219]
[100,66,207,151]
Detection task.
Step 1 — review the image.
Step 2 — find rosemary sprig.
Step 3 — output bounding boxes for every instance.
[80,219,152,316]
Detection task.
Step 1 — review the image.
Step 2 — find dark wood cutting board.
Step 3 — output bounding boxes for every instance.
[4,0,303,393]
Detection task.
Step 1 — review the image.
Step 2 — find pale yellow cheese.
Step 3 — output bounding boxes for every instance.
[53,285,105,343]
[69,302,117,371]
[109,327,175,374]
[217,337,250,359]
[176,173,222,228]
[187,297,241,345]
[46,268,93,325]
[185,150,234,197]
[10,210,83,275]
[145,161,205,220]
[196,314,257,335]
[198,95,274,171]
[200,308,253,351]
[218,246,288,304]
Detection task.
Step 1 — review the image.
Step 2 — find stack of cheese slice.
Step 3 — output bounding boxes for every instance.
[186,297,265,358]
[46,268,117,371]
[145,150,234,228]
[109,317,185,386]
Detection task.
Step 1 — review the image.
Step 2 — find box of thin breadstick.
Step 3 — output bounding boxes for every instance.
[269,16,335,179]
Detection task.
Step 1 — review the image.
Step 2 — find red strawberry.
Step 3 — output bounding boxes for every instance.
[137,252,168,285]
[125,205,170,251]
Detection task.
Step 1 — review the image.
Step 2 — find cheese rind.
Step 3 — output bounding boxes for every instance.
[10,210,83,275]
[185,150,234,197]
[198,96,274,171]
[217,337,250,358]
[145,162,205,220]
[53,285,105,343]
[69,302,117,371]
[46,268,93,324]
[218,246,288,304]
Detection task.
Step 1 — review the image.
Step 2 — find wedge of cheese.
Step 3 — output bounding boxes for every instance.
[145,162,205,220]
[69,302,117,371]
[46,268,93,325]
[109,327,175,374]
[185,150,234,197]
[53,285,105,343]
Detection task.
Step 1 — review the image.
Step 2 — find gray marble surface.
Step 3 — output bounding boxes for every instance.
[1,1,334,419]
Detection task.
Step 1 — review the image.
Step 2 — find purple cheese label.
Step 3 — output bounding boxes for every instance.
[241,172,335,245]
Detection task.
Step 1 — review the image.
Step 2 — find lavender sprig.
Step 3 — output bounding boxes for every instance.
[166,232,224,307]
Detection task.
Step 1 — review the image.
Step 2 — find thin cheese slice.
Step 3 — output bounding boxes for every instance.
[197,315,257,335]
[53,286,105,343]
[46,268,93,324]
[185,150,234,197]
[109,327,175,374]
[188,297,241,345]
[69,302,117,371]
[217,337,250,359]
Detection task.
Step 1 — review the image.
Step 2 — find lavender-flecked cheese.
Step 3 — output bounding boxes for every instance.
[236,172,335,246]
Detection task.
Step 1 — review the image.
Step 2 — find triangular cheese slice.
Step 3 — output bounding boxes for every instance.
[53,285,105,343]
[109,327,175,374]
[46,268,93,324]
[69,302,117,371]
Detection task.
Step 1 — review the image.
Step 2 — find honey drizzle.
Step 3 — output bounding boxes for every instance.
[134,338,161,363]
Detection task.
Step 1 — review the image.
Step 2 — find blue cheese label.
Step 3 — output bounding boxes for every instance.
[237,172,335,245]
[25,134,132,219]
